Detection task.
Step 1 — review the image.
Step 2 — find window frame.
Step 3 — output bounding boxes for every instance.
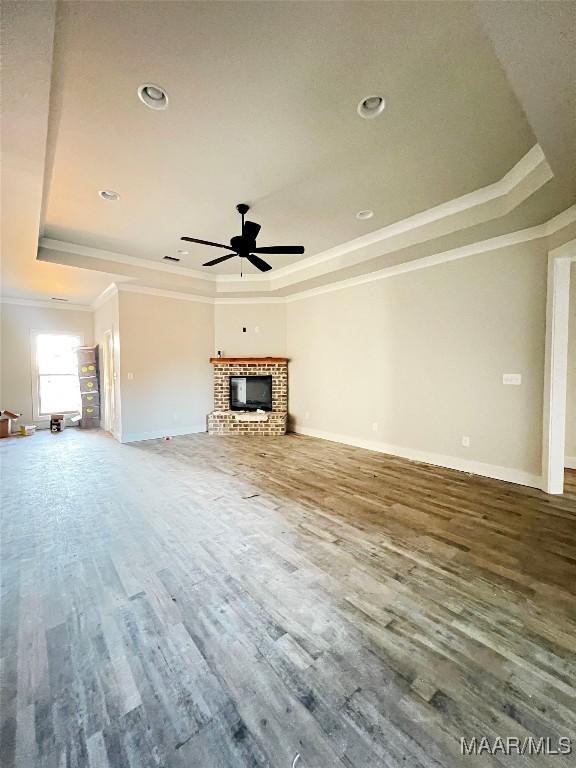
[30,329,85,420]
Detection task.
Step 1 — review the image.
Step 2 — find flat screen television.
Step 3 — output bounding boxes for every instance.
[229,375,273,411]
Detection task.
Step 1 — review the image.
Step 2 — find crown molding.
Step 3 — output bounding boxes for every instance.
[92,282,119,309]
[273,144,550,283]
[39,238,219,281]
[0,296,93,311]
[549,235,576,260]
[31,203,576,310]
[39,144,552,294]
[213,296,286,305]
[22,205,576,312]
[116,283,214,304]
[286,204,576,302]
[543,204,576,237]
[110,283,284,305]
[87,206,574,307]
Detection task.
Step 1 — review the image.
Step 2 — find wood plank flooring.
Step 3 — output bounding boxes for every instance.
[1,429,576,767]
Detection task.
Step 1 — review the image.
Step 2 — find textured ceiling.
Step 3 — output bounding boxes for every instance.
[43,0,535,274]
[1,1,574,303]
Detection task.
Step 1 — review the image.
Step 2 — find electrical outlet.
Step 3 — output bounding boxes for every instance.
[372,422,378,432]
[461,435,470,447]
[254,326,260,333]
[304,411,310,420]
[503,373,522,385]
[127,372,134,380]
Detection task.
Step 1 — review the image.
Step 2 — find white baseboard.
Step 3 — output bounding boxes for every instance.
[565,456,576,469]
[293,425,542,489]
[120,424,207,444]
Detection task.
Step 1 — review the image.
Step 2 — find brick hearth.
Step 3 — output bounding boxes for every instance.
[208,357,288,436]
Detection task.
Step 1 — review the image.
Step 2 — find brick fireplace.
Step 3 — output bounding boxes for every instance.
[207,357,288,436]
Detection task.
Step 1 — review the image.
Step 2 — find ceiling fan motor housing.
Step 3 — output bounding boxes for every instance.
[180,203,304,272]
[230,235,245,253]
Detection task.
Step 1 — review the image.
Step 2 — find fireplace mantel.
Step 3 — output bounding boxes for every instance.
[210,357,289,365]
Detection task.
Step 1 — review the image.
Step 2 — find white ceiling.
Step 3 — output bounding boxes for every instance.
[1,0,575,303]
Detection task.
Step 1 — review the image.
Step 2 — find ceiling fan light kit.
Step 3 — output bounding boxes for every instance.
[181,204,305,274]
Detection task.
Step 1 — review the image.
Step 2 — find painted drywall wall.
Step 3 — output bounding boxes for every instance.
[0,303,94,427]
[214,303,286,357]
[287,240,548,484]
[94,291,122,438]
[566,263,576,465]
[117,291,214,442]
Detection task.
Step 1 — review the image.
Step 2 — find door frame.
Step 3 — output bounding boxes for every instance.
[542,238,576,493]
[102,329,116,434]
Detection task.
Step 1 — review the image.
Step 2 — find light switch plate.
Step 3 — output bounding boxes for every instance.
[127,372,134,380]
[503,373,522,385]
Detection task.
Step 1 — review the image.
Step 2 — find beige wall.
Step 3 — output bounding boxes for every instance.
[94,291,122,438]
[1,240,565,477]
[117,291,214,441]
[214,303,286,357]
[566,263,576,462]
[287,241,548,481]
[0,303,94,427]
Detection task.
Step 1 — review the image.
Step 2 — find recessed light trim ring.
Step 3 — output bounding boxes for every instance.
[99,190,120,201]
[138,83,169,110]
[357,95,386,119]
[356,209,374,220]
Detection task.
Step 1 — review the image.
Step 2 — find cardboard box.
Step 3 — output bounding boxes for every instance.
[50,414,66,432]
[0,410,20,438]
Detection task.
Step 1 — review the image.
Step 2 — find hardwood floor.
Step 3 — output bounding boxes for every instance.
[1,429,576,767]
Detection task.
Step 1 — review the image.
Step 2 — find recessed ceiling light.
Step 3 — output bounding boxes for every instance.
[138,83,169,110]
[51,297,69,302]
[357,95,386,119]
[98,190,120,201]
[356,209,374,220]
[163,255,180,262]
[176,249,189,255]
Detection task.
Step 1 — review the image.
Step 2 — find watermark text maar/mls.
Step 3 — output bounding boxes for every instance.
[460,736,573,756]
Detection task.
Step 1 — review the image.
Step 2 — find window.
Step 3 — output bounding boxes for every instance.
[33,333,82,417]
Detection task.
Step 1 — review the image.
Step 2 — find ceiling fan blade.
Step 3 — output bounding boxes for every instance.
[243,220,261,241]
[181,236,231,250]
[202,254,236,267]
[253,245,305,255]
[246,254,272,272]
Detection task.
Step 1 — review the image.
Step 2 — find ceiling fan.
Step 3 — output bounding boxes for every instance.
[181,204,304,273]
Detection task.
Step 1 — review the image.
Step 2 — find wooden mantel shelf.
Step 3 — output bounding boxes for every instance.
[209,357,289,364]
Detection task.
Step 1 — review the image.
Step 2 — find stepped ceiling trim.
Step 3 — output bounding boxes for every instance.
[73,203,575,309]
[6,204,575,312]
[38,143,552,295]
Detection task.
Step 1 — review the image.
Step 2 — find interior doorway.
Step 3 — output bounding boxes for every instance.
[565,263,576,484]
[542,239,576,494]
[102,329,116,434]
